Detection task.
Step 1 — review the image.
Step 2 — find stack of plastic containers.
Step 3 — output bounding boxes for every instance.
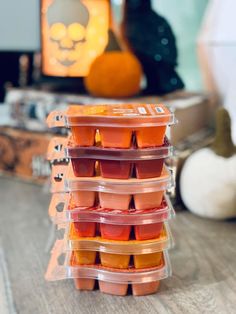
[46,104,176,296]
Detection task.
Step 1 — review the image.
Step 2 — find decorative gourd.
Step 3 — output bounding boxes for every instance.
[180,108,236,219]
[84,51,143,98]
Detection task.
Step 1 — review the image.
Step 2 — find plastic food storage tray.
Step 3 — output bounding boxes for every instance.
[51,163,173,193]
[45,240,171,283]
[48,137,173,161]
[47,104,176,148]
[51,163,174,210]
[49,193,175,224]
[47,137,173,179]
[57,222,173,254]
[45,240,172,296]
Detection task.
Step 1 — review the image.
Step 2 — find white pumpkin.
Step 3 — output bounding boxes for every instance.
[180,108,236,219]
[180,148,236,219]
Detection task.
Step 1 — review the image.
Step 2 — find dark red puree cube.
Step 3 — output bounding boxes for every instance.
[135,159,164,179]
[71,158,95,177]
[100,160,132,179]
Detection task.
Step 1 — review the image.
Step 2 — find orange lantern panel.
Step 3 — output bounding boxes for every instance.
[41,0,110,77]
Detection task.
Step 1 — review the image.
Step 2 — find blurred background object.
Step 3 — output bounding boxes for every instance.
[84,51,143,98]
[0,0,39,101]
[121,0,184,95]
[152,0,208,91]
[0,127,52,183]
[0,0,231,208]
[41,0,110,91]
[0,0,39,51]
[0,0,210,100]
[180,108,236,219]
[198,0,236,144]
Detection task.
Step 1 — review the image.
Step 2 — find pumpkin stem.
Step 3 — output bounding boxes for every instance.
[105,1,123,52]
[211,108,236,158]
[105,30,122,52]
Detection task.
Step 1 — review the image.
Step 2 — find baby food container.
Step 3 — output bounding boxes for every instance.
[50,163,174,210]
[48,136,173,179]
[49,192,175,241]
[47,104,176,149]
[45,240,172,296]
[45,103,176,296]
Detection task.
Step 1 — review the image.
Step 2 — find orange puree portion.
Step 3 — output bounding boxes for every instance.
[100,127,132,148]
[132,281,160,296]
[71,126,95,146]
[100,252,130,269]
[136,126,167,147]
[99,281,128,296]
[134,252,162,269]
[99,192,131,210]
[74,278,95,291]
[71,191,96,207]
[73,251,96,265]
[134,191,164,210]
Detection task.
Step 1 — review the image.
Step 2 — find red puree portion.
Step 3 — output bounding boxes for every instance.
[134,222,163,240]
[135,159,164,179]
[74,222,96,237]
[100,224,131,241]
[100,160,132,179]
[71,159,95,177]
[71,221,164,241]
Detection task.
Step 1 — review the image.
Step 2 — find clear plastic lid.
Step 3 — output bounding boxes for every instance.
[49,193,175,225]
[51,163,174,194]
[47,104,176,128]
[47,136,174,161]
[45,239,172,283]
[63,222,174,254]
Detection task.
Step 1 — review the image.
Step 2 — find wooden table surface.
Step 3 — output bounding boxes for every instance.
[0,177,235,314]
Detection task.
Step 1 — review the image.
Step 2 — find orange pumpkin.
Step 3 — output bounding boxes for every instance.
[84,51,143,98]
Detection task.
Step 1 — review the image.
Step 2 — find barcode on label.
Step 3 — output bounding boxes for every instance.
[138,107,147,115]
[155,106,165,114]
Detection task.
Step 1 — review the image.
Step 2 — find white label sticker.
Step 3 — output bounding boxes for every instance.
[138,107,147,115]
[155,106,165,114]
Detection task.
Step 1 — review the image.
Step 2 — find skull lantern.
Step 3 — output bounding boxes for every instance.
[41,0,110,77]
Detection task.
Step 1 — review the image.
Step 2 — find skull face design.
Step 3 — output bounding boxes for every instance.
[47,0,90,67]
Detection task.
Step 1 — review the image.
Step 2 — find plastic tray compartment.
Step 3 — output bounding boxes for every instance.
[48,137,173,179]
[51,164,174,210]
[64,222,173,254]
[71,250,163,270]
[49,193,175,240]
[47,104,176,148]
[69,216,169,241]
[45,240,172,296]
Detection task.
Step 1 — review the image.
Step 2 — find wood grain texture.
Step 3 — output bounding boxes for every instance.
[0,177,235,314]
